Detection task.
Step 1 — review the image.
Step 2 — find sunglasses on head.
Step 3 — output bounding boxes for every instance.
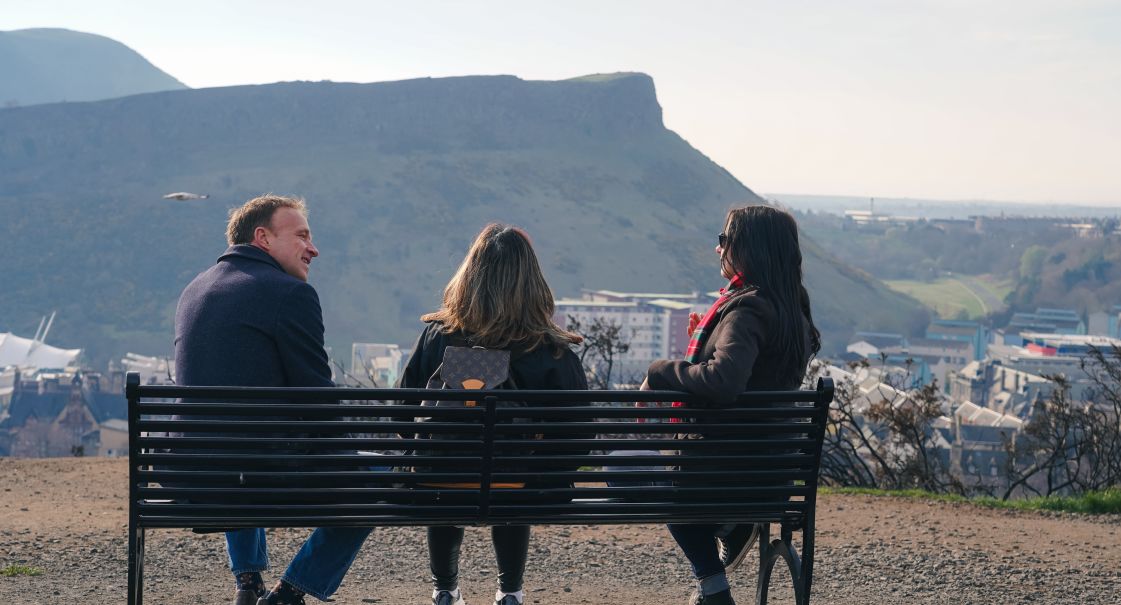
[718,233,727,248]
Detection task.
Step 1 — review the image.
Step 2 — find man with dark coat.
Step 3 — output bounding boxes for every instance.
[175,195,371,605]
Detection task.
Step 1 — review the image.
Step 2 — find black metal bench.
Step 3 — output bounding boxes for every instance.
[126,372,833,605]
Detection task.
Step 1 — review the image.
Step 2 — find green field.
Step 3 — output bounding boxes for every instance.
[884,277,989,319]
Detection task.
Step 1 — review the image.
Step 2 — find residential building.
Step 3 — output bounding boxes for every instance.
[86,418,129,457]
[948,360,1055,418]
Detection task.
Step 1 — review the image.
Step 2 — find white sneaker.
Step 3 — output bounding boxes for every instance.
[494,590,524,605]
[433,588,465,605]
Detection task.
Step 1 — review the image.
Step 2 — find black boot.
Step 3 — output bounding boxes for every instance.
[257,580,307,605]
[233,572,265,605]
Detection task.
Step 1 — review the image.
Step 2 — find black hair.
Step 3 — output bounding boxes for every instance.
[721,205,821,385]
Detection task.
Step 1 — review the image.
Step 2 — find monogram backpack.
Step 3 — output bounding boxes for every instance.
[414,336,534,488]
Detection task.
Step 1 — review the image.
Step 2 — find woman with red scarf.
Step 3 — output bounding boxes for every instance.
[644,205,821,605]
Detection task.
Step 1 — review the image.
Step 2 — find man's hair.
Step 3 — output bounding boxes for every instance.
[226,194,308,245]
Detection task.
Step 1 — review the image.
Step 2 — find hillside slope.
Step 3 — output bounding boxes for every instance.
[0,74,924,363]
[0,28,186,106]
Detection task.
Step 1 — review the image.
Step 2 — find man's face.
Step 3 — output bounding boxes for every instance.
[255,207,319,281]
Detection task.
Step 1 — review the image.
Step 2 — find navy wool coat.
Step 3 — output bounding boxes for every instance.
[174,244,333,389]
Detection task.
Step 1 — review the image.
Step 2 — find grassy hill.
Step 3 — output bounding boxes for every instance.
[0,28,186,107]
[0,73,926,365]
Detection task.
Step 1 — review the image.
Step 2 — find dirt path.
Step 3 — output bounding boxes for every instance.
[2,458,1118,604]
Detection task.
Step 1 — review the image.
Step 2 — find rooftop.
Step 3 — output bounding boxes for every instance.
[555,299,639,308]
[908,338,973,351]
[0,332,81,369]
[644,299,695,311]
[582,290,698,300]
[1020,332,1121,347]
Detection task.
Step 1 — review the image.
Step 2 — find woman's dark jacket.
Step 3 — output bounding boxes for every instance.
[397,322,588,396]
[646,289,814,496]
[397,321,589,495]
[646,288,813,405]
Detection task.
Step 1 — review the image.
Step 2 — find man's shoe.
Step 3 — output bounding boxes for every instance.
[257,580,307,605]
[434,589,466,605]
[718,524,758,573]
[234,589,263,605]
[494,595,522,605]
[234,571,266,605]
[688,589,736,605]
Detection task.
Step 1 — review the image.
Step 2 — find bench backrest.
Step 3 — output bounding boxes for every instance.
[127,373,833,530]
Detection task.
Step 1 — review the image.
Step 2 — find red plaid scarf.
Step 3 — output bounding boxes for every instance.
[671,274,748,421]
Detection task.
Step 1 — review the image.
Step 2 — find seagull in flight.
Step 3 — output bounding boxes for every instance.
[163,192,210,201]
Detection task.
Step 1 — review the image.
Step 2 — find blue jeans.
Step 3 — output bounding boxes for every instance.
[228,527,374,601]
[667,523,724,581]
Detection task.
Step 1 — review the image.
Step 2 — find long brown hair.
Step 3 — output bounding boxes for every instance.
[421,223,580,352]
[721,205,821,385]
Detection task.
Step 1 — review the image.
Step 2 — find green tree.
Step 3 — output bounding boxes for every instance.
[1019,245,1048,278]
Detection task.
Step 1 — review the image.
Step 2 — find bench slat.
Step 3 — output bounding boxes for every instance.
[134,452,818,467]
[135,436,820,450]
[136,419,821,434]
[137,403,823,419]
[137,468,818,484]
[135,385,826,403]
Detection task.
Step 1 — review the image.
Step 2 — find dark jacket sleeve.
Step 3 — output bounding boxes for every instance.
[555,349,589,399]
[275,282,334,388]
[645,294,773,405]
[397,323,442,405]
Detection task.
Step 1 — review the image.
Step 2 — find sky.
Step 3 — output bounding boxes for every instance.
[5,0,1120,206]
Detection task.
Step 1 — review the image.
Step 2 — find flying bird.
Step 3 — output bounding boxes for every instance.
[162,192,210,201]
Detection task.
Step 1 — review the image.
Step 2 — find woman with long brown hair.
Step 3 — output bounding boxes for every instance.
[398,223,587,605]
[644,205,821,605]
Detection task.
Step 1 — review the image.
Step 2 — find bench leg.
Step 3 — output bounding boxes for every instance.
[754,524,809,605]
[754,523,773,605]
[128,525,146,605]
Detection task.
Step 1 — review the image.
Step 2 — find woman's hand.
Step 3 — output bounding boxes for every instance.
[687,312,701,337]
[634,377,651,407]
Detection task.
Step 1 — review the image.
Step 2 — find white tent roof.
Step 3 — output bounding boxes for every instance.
[0,332,81,369]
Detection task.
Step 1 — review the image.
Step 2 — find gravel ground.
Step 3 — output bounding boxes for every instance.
[2,458,1119,604]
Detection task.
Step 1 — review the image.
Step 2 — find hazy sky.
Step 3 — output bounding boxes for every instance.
[6,0,1120,205]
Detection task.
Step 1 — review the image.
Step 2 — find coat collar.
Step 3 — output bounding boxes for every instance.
[217,244,286,274]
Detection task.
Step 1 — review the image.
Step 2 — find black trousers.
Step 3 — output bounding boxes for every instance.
[428,525,531,593]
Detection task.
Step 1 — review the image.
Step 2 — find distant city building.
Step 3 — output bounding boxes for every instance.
[1001,308,1085,343]
[554,290,709,383]
[845,332,907,358]
[986,332,1121,387]
[0,369,126,457]
[1087,305,1121,338]
[841,202,921,232]
[351,343,407,387]
[118,352,174,385]
[926,319,988,361]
